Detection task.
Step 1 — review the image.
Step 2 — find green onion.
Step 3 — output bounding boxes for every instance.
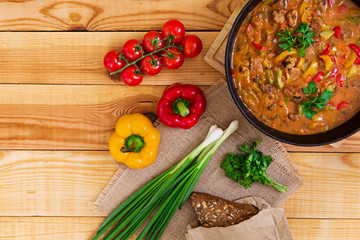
[93,121,239,240]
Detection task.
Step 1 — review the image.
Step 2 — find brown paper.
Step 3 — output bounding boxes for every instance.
[186,196,293,240]
[93,80,304,240]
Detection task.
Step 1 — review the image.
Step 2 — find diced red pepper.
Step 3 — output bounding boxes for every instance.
[336,73,344,87]
[328,0,335,8]
[338,4,347,13]
[252,42,265,51]
[280,21,287,29]
[349,44,360,58]
[333,26,342,39]
[328,66,339,79]
[320,43,331,55]
[245,24,251,34]
[313,71,324,82]
[328,54,337,63]
[232,70,238,75]
[337,101,348,110]
[354,58,360,65]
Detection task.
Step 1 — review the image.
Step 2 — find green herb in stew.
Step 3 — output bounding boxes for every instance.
[301,82,334,119]
[277,23,316,57]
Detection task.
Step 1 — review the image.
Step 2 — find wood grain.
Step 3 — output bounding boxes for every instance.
[0,84,359,151]
[0,217,359,240]
[0,32,223,85]
[0,0,241,31]
[0,151,359,218]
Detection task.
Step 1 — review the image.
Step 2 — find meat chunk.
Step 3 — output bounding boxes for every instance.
[251,13,264,28]
[263,29,274,47]
[283,86,306,103]
[260,83,274,94]
[250,56,263,74]
[272,0,287,10]
[310,16,323,34]
[286,10,298,28]
[342,27,353,41]
[272,10,285,24]
[282,56,297,70]
[288,113,299,121]
[288,68,302,80]
[314,0,327,15]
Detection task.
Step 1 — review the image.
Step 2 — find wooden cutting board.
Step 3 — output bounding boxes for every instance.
[203,0,249,74]
[203,0,344,148]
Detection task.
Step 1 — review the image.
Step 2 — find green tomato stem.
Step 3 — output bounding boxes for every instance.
[110,36,181,76]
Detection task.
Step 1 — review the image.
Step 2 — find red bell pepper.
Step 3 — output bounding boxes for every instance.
[157,83,206,129]
[252,42,265,51]
[333,26,342,39]
[338,4,347,13]
[328,54,337,63]
[328,66,339,79]
[313,71,324,82]
[337,101,348,110]
[320,43,331,55]
[336,73,344,87]
[245,24,251,34]
[349,44,360,58]
[354,58,360,65]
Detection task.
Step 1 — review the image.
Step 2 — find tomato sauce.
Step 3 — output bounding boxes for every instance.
[232,0,360,134]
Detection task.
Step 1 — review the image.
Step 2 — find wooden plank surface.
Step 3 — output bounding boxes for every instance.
[0,0,241,31]
[0,84,359,151]
[1,151,359,218]
[0,217,359,240]
[0,32,222,85]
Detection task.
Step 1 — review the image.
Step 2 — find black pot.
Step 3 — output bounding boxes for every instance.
[225,0,360,146]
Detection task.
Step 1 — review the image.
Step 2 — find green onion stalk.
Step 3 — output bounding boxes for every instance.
[92,120,239,240]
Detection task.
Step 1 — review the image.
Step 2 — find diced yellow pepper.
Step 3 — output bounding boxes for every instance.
[301,9,312,24]
[300,0,309,15]
[302,61,318,79]
[320,30,335,40]
[345,51,356,69]
[319,55,332,71]
[296,57,305,69]
[274,49,298,63]
[347,65,360,79]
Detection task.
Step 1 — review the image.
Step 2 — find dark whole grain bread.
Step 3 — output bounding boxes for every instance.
[190,192,259,228]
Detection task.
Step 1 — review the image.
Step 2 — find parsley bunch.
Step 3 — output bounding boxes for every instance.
[301,81,334,119]
[277,23,316,57]
[220,139,288,192]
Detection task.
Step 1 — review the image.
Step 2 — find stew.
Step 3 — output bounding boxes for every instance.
[232,0,360,135]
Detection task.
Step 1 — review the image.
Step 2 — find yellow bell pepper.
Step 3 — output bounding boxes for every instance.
[296,57,305,69]
[319,55,332,71]
[345,51,356,69]
[300,0,309,15]
[108,113,160,169]
[274,49,298,63]
[302,61,318,79]
[301,9,312,24]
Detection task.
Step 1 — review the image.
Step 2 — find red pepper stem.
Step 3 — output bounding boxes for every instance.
[177,101,190,117]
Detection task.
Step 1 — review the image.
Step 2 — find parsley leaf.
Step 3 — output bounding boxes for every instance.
[302,81,318,94]
[220,139,288,192]
[301,82,334,119]
[277,23,316,57]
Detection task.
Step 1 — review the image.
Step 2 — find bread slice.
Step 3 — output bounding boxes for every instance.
[190,192,259,228]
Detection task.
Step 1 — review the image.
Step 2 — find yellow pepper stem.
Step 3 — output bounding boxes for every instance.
[123,134,145,153]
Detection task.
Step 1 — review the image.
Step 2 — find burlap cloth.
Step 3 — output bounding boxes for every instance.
[93,79,304,240]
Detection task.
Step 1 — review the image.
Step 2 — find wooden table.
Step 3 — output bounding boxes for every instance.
[0,0,359,239]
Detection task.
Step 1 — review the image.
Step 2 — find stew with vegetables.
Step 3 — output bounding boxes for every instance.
[232,0,360,134]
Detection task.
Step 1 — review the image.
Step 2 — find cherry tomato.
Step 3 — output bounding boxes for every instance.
[181,35,203,58]
[140,55,163,76]
[161,47,184,69]
[142,31,165,53]
[162,19,185,44]
[121,65,143,86]
[122,39,143,61]
[103,50,125,72]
